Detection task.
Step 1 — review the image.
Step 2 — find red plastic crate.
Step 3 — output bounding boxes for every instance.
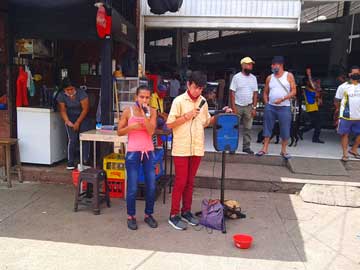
[105,178,125,198]
[72,169,87,190]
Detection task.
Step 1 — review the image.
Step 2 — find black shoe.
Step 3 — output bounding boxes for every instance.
[168,215,187,230]
[312,139,325,144]
[181,211,199,226]
[144,215,158,228]
[127,217,138,230]
[66,162,75,170]
[243,149,254,155]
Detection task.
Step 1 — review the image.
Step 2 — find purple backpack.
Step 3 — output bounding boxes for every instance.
[200,199,225,231]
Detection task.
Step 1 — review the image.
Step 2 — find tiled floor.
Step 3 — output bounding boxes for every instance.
[205,126,347,159]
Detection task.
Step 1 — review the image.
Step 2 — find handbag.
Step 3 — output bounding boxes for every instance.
[199,199,225,231]
[223,200,246,219]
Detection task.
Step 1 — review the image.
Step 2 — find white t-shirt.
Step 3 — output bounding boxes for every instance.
[335,82,360,120]
[169,79,180,98]
[230,72,258,106]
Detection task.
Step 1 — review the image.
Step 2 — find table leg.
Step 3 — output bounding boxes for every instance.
[123,142,127,200]
[15,142,23,183]
[164,136,168,176]
[93,141,96,168]
[80,140,83,170]
[169,135,173,193]
[5,145,11,188]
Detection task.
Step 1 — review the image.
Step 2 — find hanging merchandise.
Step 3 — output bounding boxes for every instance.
[96,4,112,39]
[16,66,29,107]
[25,65,36,97]
[113,65,123,79]
[33,74,42,82]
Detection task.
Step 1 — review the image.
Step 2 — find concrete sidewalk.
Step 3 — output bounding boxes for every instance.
[0,183,359,270]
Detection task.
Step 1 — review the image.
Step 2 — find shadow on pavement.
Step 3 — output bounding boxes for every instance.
[0,183,306,262]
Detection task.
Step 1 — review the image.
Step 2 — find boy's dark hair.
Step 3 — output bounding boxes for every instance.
[188,71,207,88]
[350,65,360,72]
[136,85,151,95]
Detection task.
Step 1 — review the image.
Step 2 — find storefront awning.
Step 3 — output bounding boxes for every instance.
[141,0,302,30]
[9,1,136,47]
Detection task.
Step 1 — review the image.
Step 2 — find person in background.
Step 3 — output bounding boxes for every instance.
[169,74,181,102]
[300,67,324,143]
[117,85,158,230]
[334,66,360,162]
[166,71,232,231]
[204,89,218,109]
[150,83,168,122]
[57,77,92,170]
[256,56,297,160]
[229,57,258,154]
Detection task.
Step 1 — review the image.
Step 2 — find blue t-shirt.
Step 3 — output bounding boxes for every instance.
[56,88,88,117]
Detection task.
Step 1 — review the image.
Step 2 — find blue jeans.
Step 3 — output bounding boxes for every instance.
[65,116,92,164]
[125,151,156,216]
[263,104,292,140]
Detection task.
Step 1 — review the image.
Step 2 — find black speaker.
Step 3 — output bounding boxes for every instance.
[213,114,240,152]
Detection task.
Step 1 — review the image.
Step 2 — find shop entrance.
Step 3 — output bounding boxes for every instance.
[141,2,360,159]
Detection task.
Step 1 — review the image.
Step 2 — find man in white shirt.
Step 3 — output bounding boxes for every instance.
[230,57,258,154]
[256,56,297,160]
[334,66,360,161]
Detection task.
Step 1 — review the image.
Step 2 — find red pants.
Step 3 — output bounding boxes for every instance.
[170,156,202,216]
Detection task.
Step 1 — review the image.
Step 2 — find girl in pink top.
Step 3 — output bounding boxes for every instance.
[118,86,157,230]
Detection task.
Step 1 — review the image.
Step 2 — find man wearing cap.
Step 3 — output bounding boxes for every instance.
[256,56,297,160]
[230,57,258,154]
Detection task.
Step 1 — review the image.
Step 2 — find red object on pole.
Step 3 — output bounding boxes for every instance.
[16,66,29,107]
[96,5,112,39]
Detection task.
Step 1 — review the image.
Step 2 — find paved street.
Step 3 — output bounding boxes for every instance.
[0,183,359,270]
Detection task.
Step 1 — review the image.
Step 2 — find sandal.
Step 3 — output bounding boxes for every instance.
[255,150,267,157]
[348,151,360,159]
[341,156,349,162]
[280,152,292,160]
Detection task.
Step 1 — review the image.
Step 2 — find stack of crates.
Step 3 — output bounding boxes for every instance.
[72,169,88,191]
[103,153,126,198]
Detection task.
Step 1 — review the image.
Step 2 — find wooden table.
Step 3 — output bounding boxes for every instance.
[79,130,127,169]
[0,138,22,188]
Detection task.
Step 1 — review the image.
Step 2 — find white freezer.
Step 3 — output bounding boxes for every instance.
[17,107,67,165]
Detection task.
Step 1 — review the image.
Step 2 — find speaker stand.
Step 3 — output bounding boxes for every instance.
[220,151,227,234]
[195,151,228,233]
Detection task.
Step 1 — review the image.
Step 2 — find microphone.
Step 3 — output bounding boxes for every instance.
[193,98,206,119]
[197,99,206,111]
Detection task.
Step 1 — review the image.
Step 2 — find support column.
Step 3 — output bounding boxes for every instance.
[138,0,145,75]
[328,16,351,75]
[100,37,113,125]
[175,29,189,68]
